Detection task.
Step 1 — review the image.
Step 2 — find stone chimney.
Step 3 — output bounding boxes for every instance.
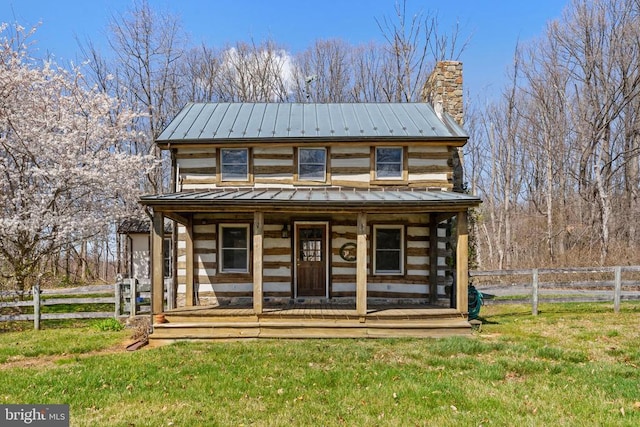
[422,61,464,192]
[422,61,464,126]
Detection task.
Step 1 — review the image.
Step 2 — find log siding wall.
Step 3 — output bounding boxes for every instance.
[172,142,455,302]
[176,213,452,302]
[177,144,453,190]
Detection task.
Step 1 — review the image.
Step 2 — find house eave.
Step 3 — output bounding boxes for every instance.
[139,188,481,216]
[157,135,468,150]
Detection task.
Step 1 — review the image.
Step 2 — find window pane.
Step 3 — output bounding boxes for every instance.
[375,227,402,273]
[299,148,326,181]
[221,149,247,163]
[223,227,247,248]
[377,148,402,162]
[223,249,248,270]
[376,163,402,177]
[299,149,325,163]
[376,250,400,271]
[221,226,248,272]
[222,165,248,180]
[221,149,248,181]
[299,164,325,179]
[376,228,401,249]
[376,147,402,179]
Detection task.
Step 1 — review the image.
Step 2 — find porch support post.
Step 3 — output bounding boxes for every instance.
[151,210,165,315]
[185,217,195,307]
[356,212,367,317]
[253,211,264,314]
[456,210,469,315]
[429,214,439,304]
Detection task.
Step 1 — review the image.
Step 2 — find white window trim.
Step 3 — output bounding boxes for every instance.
[220,148,249,181]
[219,223,250,273]
[375,146,403,180]
[373,224,404,275]
[298,147,327,182]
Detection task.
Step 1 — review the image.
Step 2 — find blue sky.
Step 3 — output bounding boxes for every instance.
[1,0,568,101]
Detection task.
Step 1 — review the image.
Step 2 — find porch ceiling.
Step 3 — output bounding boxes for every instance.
[140,187,481,214]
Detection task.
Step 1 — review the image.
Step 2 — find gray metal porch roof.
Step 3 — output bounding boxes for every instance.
[156,103,467,143]
[140,187,481,211]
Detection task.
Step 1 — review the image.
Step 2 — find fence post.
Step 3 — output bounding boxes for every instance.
[614,266,622,314]
[532,268,539,316]
[33,284,41,331]
[129,278,136,317]
[114,281,121,317]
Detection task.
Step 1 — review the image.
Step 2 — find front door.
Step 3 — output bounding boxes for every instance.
[295,223,327,297]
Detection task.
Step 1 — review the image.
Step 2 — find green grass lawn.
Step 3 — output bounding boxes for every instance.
[1,302,639,426]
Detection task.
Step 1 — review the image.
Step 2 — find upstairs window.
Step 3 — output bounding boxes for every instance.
[375,147,403,180]
[220,148,248,181]
[219,224,250,273]
[373,225,404,275]
[298,148,326,181]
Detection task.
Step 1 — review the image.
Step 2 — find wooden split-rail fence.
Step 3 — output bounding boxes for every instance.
[1,267,639,329]
[0,279,161,330]
[470,266,640,315]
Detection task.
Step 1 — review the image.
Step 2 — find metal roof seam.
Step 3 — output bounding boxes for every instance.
[326,104,335,136]
[168,102,195,140]
[240,103,256,137]
[352,104,366,136]
[256,103,267,138]
[212,103,230,139]
[198,103,218,139]
[228,104,244,138]
[389,103,410,136]
[374,103,390,137]
[405,104,425,135]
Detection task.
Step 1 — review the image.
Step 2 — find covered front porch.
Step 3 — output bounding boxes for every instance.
[141,187,480,340]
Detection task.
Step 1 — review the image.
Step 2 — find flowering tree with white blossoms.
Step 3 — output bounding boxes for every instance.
[0,24,158,296]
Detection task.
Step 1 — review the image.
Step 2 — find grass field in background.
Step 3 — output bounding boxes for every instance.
[1,302,639,426]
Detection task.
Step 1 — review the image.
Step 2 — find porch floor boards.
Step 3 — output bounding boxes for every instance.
[150,303,471,342]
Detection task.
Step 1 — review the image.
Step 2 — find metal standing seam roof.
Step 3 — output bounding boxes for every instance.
[156,103,468,143]
[140,188,481,207]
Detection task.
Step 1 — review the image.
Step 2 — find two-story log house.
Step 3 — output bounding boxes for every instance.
[141,61,481,341]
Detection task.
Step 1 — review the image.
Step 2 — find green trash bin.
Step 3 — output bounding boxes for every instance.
[468,285,483,320]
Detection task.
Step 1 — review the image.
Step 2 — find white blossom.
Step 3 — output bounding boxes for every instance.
[0,24,160,293]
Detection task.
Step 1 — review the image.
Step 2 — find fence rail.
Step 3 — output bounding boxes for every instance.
[0,279,162,330]
[470,265,640,315]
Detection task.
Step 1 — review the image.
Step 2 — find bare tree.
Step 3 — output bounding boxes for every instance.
[549,0,640,263]
[519,34,573,263]
[376,0,469,102]
[181,44,222,103]
[80,0,189,194]
[469,0,640,268]
[292,39,352,102]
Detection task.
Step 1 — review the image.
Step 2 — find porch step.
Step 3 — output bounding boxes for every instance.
[163,307,462,324]
[164,314,259,323]
[149,318,472,342]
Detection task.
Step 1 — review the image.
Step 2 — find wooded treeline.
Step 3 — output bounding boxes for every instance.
[80,0,639,272]
[466,0,640,269]
[3,0,468,289]
[1,0,638,292]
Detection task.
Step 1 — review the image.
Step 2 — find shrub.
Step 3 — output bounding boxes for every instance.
[92,318,124,332]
